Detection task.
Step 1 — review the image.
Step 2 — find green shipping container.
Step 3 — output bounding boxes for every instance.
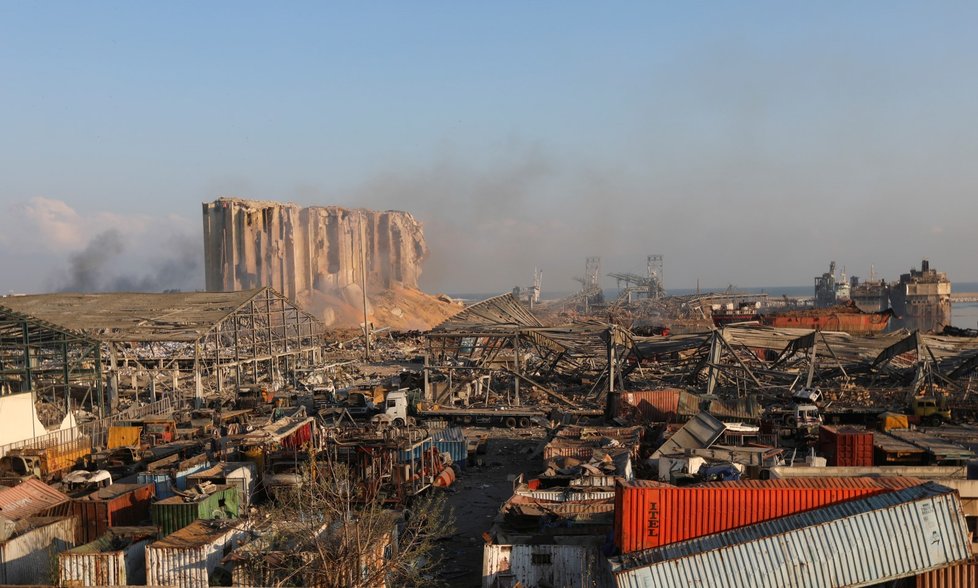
[151,485,239,536]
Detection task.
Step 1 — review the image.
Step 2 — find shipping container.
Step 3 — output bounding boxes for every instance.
[917,556,978,588]
[618,389,699,422]
[0,516,77,584]
[71,482,155,543]
[145,519,250,588]
[820,425,874,467]
[483,544,613,588]
[151,485,240,536]
[432,426,467,468]
[137,459,211,499]
[609,483,971,588]
[186,461,258,507]
[57,526,155,587]
[614,477,921,553]
[0,478,70,521]
[706,396,762,421]
[398,427,467,469]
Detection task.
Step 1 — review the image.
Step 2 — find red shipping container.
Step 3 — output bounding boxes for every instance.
[819,425,874,467]
[614,477,921,554]
[71,482,155,543]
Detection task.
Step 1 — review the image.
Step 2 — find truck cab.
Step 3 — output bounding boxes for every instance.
[911,396,951,426]
[0,454,42,484]
[370,389,410,427]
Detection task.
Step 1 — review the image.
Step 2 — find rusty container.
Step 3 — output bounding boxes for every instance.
[71,482,155,543]
[618,389,698,422]
[820,425,874,467]
[614,477,921,554]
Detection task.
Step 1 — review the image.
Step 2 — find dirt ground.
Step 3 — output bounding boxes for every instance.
[433,426,548,587]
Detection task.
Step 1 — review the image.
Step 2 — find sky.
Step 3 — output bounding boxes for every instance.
[2,2,977,295]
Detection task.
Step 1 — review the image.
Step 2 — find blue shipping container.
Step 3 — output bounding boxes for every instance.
[137,462,211,499]
[398,428,467,469]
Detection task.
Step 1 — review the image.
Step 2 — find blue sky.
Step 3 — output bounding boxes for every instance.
[2,2,977,294]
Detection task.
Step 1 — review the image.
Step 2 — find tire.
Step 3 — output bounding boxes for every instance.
[393,418,405,428]
[504,416,517,429]
[518,417,531,428]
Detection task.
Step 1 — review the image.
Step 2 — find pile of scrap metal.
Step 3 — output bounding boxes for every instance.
[631,325,978,410]
[540,426,643,484]
[485,468,616,546]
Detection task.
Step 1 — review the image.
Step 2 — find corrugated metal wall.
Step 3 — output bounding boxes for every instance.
[917,557,978,588]
[483,544,613,588]
[0,516,77,584]
[59,549,126,586]
[145,521,249,588]
[58,538,150,587]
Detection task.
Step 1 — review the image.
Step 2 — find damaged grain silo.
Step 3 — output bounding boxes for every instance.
[201,197,459,328]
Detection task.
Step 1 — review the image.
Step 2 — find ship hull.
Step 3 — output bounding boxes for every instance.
[760,308,893,334]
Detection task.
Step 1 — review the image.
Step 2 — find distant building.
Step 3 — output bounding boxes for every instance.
[889,259,952,333]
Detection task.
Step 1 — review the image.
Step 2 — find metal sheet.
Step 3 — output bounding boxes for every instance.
[651,412,726,459]
[611,483,971,588]
[483,544,613,588]
[106,426,142,449]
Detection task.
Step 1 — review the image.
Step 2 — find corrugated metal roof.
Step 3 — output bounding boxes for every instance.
[611,482,971,588]
[0,479,69,521]
[0,287,323,342]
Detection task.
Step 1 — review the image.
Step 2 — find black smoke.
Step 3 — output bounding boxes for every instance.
[58,229,200,293]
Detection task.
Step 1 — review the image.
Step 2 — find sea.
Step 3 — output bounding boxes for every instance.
[449,281,978,330]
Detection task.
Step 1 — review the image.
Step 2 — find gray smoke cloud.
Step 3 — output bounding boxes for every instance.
[58,230,200,293]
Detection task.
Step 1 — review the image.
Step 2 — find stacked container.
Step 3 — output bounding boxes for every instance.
[614,477,921,553]
[71,482,155,543]
[151,485,240,536]
[820,425,874,467]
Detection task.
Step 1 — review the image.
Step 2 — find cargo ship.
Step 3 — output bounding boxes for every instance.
[759,301,893,334]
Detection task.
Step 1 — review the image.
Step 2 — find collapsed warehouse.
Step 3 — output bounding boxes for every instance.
[422,293,978,421]
[0,287,325,422]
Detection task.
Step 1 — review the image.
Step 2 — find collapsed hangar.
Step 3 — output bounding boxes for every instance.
[0,288,325,419]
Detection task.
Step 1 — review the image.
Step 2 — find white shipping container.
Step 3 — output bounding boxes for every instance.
[58,534,151,587]
[146,519,250,588]
[610,482,972,588]
[0,516,77,585]
[483,544,613,588]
